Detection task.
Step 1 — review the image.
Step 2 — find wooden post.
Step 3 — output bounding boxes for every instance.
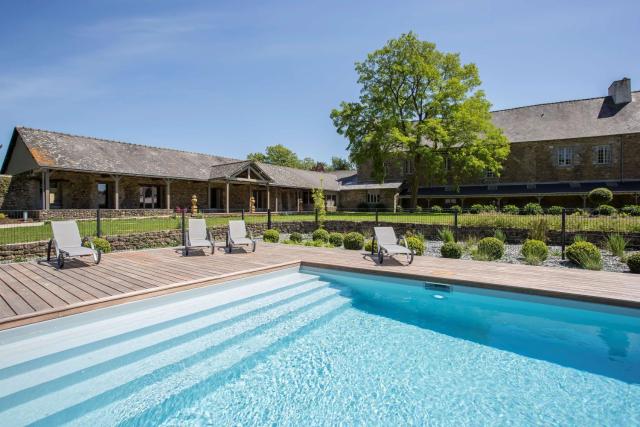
[207,181,211,209]
[275,188,279,213]
[225,180,230,213]
[164,179,172,209]
[110,175,121,209]
[42,169,50,209]
[266,184,270,211]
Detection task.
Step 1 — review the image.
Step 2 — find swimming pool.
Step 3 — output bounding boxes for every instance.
[0,266,638,426]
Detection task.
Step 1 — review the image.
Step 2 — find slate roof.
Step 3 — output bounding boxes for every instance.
[3,127,352,190]
[401,181,640,197]
[492,91,640,143]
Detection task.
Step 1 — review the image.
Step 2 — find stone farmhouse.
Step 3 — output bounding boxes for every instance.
[0,78,638,212]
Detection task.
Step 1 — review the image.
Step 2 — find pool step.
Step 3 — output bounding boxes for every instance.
[0,271,319,370]
[0,279,349,425]
[0,277,330,398]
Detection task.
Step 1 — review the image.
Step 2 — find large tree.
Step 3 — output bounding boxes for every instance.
[247,144,302,168]
[328,156,353,171]
[331,32,509,207]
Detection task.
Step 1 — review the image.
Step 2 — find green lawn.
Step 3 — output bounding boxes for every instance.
[0,212,637,245]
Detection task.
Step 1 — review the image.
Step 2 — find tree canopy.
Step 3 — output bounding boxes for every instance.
[331,32,510,207]
[247,144,353,172]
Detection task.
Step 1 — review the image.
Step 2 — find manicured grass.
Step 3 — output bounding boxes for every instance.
[0,212,638,245]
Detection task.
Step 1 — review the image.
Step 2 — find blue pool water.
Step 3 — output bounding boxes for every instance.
[0,267,638,426]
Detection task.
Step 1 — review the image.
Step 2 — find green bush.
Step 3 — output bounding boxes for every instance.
[522,202,543,215]
[621,205,640,216]
[528,217,549,242]
[501,204,519,215]
[312,228,329,242]
[0,213,5,220]
[84,237,112,253]
[343,232,364,250]
[328,232,344,247]
[364,239,378,253]
[430,205,443,213]
[289,232,303,243]
[476,237,504,260]
[547,206,563,215]
[494,229,507,242]
[437,227,455,243]
[469,204,484,214]
[566,241,602,270]
[606,233,627,259]
[415,205,423,213]
[450,205,462,213]
[627,253,640,273]
[596,204,617,216]
[588,187,613,206]
[441,242,462,259]
[521,239,548,262]
[403,236,425,255]
[262,229,280,243]
[304,240,324,247]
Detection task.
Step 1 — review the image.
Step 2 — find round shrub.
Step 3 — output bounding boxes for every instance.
[522,202,543,215]
[343,232,364,250]
[415,205,423,213]
[84,237,112,253]
[364,239,378,253]
[482,204,497,212]
[521,239,548,261]
[289,232,303,243]
[566,241,602,269]
[469,204,484,214]
[627,253,640,273]
[596,204,617,216]
[546,206,563,215]
[430,205,443,213]
[449,205,462,214]
[262,229,280,243]
[441,242,462,259]
[477,237,504,260]
[588,187,613,206]
[312,228,329,243]
[501,204,519,215]
[621,205,640,216]
[403,236,425,255]
[328,232,343,247]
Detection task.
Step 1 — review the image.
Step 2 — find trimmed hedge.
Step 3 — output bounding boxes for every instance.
[546,206,563,215]
[312,228,329,243]
[501,204,519,215]
[621,205,640,216]
[627,253,640,274]
[566,241,602,270]
[588,187,613,206]
[403,236,425,255]
[431,205,443,213]
[328,232,344,247]
[364,239,378,253]
[84,237,112,253]
[522,202,543,215]
[262,229,280,243]
[289,232,303,243]
[441,242,462,259]
[477,237,504,260]
[596,205,617,216]
[521,239,548,261]
[343,232,364,250]
[450,205,462,213]
[470,204,496,214]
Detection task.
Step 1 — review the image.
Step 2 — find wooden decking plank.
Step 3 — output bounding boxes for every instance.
[109,257,196,282]
[68,264,153,293]
[0,294,15,318]
[8,264,83,305]
[21,263,99,301]
[4,265,69,308]
[116,254,205,281]
[52,265,128,296]
[0,269,50,311]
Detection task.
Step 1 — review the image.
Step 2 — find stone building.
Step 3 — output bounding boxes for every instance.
[0,127,361,212]
[354,78,640,209]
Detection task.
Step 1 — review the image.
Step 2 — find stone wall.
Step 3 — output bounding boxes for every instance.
[0,173,40,210]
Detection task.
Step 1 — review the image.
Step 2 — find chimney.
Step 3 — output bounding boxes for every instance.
[608,78,632,104]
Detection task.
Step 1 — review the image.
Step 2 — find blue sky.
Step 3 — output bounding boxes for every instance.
[0,0,638,164]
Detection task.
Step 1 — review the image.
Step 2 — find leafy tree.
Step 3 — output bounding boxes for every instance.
[247,144,301,168]
[331,32,510,208]
[300,157,318,170]
[328,156,353,171]
[312,180,326,226]
[246,152,267,162]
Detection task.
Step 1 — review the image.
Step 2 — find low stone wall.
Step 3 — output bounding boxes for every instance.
[36,209,175,220]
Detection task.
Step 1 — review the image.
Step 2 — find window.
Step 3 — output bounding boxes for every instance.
[97,183,110,209]
[367,192,380,204]
[484,169,496,178]
[594,145,611,165]
[139,186,160,209]
[557,147,573,166]
[402,159,414,175]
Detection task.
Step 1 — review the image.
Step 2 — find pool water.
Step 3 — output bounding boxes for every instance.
[0,267,638,426]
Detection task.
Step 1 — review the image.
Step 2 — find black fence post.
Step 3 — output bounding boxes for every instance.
[375,208,379,226]
[267,209,272,230]
[241,209,245,220]
[453,209,459,242]
[96,208,102,238]
[181,209,186,248]
[561,208,566,260]
[315,208,319,227]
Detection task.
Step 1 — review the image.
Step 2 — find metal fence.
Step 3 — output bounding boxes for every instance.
[0,207,639,251]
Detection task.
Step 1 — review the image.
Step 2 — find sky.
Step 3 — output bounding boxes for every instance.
[0,0,639,164]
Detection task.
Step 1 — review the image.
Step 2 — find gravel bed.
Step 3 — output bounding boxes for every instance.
[425,240,630,273]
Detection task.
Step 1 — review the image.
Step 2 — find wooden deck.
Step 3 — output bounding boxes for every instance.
[1,244,639,329]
